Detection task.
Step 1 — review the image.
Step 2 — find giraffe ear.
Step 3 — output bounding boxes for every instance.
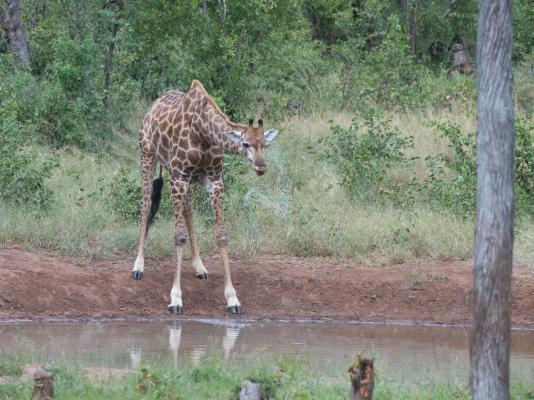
[264,129,278,143]
[225,131,243,142]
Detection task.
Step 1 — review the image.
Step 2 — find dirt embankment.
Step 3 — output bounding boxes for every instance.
[1,249,534,326]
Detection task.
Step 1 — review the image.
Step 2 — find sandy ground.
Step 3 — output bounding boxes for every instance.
[1,248,534,326]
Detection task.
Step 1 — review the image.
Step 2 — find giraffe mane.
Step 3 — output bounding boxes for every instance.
[189,80,246,131]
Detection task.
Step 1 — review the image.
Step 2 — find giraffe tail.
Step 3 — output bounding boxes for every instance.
[146,165,163,234]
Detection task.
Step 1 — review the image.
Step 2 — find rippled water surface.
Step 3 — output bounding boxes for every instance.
[1,319,533,384]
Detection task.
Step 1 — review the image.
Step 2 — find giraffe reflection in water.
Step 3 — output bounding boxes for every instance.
[129,322,244,369]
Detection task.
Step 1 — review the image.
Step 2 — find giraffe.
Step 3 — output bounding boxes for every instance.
[131,80,278,315]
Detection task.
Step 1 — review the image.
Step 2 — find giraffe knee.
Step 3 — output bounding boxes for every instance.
[175,232,187,246]
[216,235,227,247]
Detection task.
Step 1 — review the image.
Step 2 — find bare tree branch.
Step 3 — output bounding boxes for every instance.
[102,0,123,110]
[443,0,457,17]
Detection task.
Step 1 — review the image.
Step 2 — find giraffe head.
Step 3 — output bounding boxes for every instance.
[225,119,278,176]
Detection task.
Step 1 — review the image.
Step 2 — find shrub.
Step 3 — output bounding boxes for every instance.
[418,72,477,111]
[320,108,414,200]
[107,167,144,221]
[0,52,103,148]
[415,117,534,217]
[514,52,534,115]
[0,116,56,210]
[515,116,534,214]
[415,121,477,216]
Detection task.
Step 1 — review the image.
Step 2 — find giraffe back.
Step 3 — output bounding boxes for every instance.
[139,87,226,182]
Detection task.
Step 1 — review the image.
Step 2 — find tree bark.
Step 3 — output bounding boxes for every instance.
[406,0,417,58]
[29,0,43,33]
[102,0,123,110]
[0,0,32,67]
[218,0,226,21]
[470,0,514,399]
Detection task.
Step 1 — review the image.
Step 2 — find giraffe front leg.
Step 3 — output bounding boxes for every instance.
[168,178,188,315]
[208,180,241,314]
[184,185,208,279]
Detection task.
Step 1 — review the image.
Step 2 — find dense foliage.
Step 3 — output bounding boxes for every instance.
[0,0,532,222]
[413,117,534,217]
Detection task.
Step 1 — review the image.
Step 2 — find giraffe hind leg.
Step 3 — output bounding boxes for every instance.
[184,184,208,279]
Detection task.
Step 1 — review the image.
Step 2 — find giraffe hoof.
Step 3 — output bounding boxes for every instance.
[196,273,208,280]
[131,271,143,280]
[168,305,183,315]
[226,305,240,314]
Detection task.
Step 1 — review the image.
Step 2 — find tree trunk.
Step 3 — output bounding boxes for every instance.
[102,0,123,110]
[470,0,514,399]
[0,0,31,67]
[29,0,42,33]
[202,0,208,19]
[406,0,417,58]
[218,0,226,21]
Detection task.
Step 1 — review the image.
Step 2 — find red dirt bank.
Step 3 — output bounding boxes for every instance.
[1,249,534,326]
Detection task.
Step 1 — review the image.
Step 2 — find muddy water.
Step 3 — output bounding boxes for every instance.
[1,319,533,384]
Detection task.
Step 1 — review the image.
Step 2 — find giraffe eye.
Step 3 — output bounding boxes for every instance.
[242,142,250,148]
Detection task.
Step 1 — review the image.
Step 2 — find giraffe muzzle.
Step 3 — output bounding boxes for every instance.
[254,166,267,176]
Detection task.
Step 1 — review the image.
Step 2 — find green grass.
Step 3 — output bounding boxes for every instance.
[0,354,30,376]
[0,353,533,400]
[0,110,533,267]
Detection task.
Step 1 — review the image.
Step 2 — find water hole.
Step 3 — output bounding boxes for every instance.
[1,319,533,385]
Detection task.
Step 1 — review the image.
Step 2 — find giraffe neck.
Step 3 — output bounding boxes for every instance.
[215,121,242,155]
[198,102,243,155]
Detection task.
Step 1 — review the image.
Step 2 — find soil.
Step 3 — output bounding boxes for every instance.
[1,248,534,326]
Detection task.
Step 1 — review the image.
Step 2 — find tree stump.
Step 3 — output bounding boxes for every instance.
[32,370,54,400]
[447,43,476,77]
[239,380,260,400]
[348,357,374,400]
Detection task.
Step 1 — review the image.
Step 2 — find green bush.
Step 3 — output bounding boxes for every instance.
[0,109,56,210]
[515,117,534,214]
[320,108,414,199]
[415,121,477,216]
[0,52,103,148]
[415,117,534,217]
[515,52,534,115]
[107,167,144,221]
[419,72,477,111]
[336,14,423,110]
